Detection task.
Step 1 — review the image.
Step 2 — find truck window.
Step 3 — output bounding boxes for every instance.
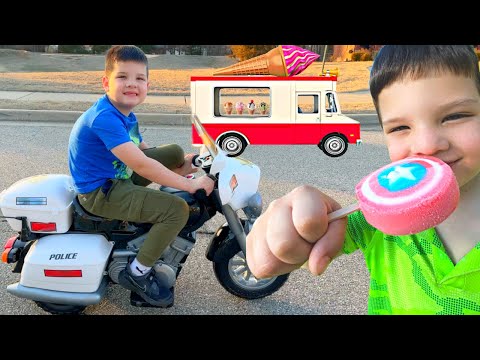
[325,92,338,113]
[214,87,270,117]
[297,94,318,114]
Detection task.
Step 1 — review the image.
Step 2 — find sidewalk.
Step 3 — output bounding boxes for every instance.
[0,90,374,125]
[0,91,188,125]
[0,91,189,106]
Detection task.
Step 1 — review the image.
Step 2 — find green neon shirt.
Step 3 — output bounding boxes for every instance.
[343,211,480,315]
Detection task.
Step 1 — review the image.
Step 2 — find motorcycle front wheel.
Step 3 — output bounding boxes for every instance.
[35,301,86,315]
[213,250,289,299]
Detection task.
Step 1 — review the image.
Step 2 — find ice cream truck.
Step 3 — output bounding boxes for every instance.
[190,74,362,157]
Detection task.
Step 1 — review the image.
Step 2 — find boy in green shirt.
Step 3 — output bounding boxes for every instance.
[246,45,480,314]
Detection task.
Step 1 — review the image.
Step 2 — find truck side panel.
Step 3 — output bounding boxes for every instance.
[192,123,360,145]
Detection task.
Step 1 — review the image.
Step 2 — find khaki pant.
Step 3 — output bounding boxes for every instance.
[78,144,190,266]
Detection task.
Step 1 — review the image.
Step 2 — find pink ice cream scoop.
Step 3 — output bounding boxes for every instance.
[328,155,460,235]
[282,45,320,76]
[235,101,245,110]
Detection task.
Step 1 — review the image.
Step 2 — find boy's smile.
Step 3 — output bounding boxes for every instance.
[378,74,480,188]
[102,60,149,116]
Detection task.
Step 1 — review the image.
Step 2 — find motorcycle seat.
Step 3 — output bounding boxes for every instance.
[72,196,110,222]
[72,196,124,233]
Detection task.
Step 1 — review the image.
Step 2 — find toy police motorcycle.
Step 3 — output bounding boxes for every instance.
[0,115,289,315]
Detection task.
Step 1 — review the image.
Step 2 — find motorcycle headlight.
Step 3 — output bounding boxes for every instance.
[244,192,263,218]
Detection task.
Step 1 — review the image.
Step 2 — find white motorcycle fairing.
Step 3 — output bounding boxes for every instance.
[19,233,113,293]
[209,150,260,212]
[0,174,75,233]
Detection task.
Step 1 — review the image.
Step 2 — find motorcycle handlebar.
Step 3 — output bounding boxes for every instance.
[192,154,201,167]
[193,174,217,202]
[194,188,209,202]
[191,153,212,174]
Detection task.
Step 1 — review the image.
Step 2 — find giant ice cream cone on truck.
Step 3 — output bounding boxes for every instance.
[214,45,320,76]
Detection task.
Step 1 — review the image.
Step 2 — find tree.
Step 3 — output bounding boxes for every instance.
[332,45,356,61]
[135,45,154,54]
[185,45,203,55]
[229,45,277,61]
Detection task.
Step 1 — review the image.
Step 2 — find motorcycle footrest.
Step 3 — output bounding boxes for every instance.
[129,290,174,308]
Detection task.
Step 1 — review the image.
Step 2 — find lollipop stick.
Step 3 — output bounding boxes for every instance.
[301,202,360,271]
[327,203,360,222]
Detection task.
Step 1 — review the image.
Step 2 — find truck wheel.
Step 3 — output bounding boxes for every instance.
[319,134,348,157]
[213,250,290,300]
[218,133,247,157]
[35,301,86,315]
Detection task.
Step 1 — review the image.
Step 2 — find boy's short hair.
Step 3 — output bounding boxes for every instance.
[105,45,149,77]
[370,45,480,120]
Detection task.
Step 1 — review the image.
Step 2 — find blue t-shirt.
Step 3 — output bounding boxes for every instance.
[68,94,143,194]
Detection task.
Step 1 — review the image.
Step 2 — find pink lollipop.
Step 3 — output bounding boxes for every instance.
[328,155,460,235]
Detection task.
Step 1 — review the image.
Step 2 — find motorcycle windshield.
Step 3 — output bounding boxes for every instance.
[191,115,218,158]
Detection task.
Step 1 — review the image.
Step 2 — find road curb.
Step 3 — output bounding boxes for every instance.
[0,109,192,125]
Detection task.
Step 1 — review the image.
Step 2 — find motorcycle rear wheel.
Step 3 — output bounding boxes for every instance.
[213,250,289,300]
[35,301,86,315]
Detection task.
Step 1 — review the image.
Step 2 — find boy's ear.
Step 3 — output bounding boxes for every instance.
[102,75,109,92]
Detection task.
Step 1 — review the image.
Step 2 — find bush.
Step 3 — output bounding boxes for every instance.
[91,45,111,54]
[351,51,373,61]
[58,45,90,54]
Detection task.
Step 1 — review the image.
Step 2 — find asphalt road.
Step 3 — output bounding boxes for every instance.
[0,120,388,315]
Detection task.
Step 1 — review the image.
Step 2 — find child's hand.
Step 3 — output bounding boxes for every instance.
[246,185,347,278]
[190,175,215,195]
